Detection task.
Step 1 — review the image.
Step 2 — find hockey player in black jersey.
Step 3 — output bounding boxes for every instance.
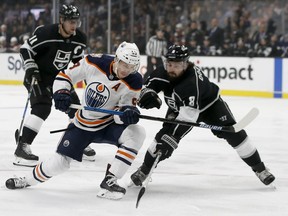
[14,4,95,167]
[131,44,275,187]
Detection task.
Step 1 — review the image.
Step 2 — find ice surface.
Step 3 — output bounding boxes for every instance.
[0,85,287,216]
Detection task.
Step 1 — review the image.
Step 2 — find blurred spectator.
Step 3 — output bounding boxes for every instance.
[250,21,269,46]
[198,36,221,56]
[280,34,288,57]
[207,18,224,48]
[111,35,122,54]
[233,38,250,56]
[144,28,167,82]
[171,23,186,45]
[9,36,20,53]
[253,36,272,57]
[269,34,283,57]
[0,24,10,44]
[221,39,234,56]
[38,3,52,26]
[187,37,202,56]
[185,20,204,46]
[86,38,97,54]
[0,36,7,52]
[94,37,105,53]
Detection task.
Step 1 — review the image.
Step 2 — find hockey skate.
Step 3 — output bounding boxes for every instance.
[5,177,30,190]
[97,172,126,200]
[255,168,275,185]
[82,145,96,161]
[13,142,39,167]
[130,164,150,186]
[253,162,275,185]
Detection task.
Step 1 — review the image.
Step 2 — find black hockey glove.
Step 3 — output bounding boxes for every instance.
[155,134,178,161]
[24,67,41,85]
[138,88,162,109]
[119,106,140,125]
[53,89,71,112]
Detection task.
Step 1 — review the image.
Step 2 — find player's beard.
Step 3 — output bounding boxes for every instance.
[167,70,184,82]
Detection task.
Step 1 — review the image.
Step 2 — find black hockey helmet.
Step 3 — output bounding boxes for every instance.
[59,4,80,20]
[165,45,189,62]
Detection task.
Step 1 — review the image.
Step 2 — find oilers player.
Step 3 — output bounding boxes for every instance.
[6,41,145,200]
[14,4,96,167]
[130,44,275,187]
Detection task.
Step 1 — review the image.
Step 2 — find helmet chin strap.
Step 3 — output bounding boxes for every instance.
[113,60,120,78]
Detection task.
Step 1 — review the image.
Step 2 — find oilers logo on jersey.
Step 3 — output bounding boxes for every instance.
[85,82,110,108]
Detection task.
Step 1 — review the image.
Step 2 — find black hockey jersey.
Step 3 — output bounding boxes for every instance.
[146,63,220,113]
[145,62,220,139]
[20,24,87,86]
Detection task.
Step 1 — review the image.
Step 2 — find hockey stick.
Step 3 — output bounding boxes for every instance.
[136,151,162,208]
[67,104,259,133]
[16,77,36,145]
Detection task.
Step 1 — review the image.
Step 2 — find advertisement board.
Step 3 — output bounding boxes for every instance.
[0,53,286,98]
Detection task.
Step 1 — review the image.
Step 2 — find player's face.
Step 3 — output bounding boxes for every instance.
[115,60,135,79]
[165,61,187,79]
[61,19,80,36]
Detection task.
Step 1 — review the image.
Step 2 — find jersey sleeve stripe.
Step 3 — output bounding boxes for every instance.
[57,72,72,82]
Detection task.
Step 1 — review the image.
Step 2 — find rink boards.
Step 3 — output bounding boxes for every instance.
[0,53,287,98]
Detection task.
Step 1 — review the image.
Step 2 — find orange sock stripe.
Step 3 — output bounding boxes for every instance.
[35,164,48,182]
[117,149,135,160]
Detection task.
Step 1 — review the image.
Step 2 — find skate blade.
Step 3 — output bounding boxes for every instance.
[13,157,38,167]
[269,183,277,191]
[97,189,124,200]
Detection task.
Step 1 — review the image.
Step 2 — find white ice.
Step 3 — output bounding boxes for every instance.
[0,85,287,216]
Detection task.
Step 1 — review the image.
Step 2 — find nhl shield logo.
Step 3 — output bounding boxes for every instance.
[53,50,72,70]
[85,82,110,108]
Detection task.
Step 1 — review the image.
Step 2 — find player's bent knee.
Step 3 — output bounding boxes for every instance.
[42,153,72,176]
[119,124,146,151]
[213,129,247,148]
[31,103,52,120]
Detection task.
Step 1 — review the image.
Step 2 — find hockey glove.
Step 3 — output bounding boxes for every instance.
[53,89,71,112]
[119,106,140,125]
[24,67,41,85]
[138,88,162,109]
[155,134,178,161]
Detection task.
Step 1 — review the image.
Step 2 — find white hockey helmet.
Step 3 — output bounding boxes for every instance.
[115,41,140,71]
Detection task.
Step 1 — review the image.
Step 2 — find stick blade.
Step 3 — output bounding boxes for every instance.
[233,108,259,132]
[136,187,146,208]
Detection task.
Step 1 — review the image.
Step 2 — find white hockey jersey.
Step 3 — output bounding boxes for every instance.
[53,54,143,131]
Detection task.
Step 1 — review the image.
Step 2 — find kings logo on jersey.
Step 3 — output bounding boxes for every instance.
[53,50,72,70]
[85,82,110,108]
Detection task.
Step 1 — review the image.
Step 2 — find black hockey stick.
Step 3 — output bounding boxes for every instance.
[136,151,162,208]
[66,104,259,133]
[15,77,36,145]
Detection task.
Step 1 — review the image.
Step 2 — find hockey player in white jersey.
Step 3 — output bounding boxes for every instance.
[5,41,145,200]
